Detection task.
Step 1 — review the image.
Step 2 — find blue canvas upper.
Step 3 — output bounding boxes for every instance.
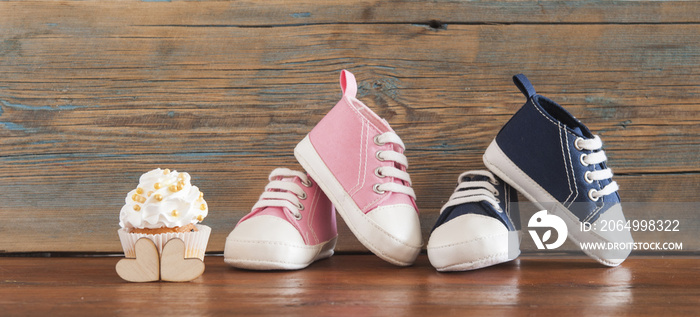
[431,173,520,233]
[494,74,620,223]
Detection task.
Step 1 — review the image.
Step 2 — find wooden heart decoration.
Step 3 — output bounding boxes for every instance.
[160,238,205,282]
[115,238,160,282]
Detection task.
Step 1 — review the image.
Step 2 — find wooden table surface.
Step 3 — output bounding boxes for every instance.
[1,255,698,316]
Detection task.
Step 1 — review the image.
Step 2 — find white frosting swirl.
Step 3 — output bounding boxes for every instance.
[119,168,208,230]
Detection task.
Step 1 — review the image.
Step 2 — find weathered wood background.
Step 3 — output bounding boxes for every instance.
[1,0,698,254]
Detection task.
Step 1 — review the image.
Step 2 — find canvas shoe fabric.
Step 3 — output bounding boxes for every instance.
[224,168,337,270]
[294,70,422,266]
[483,74,633,267]
[427,170,521,271]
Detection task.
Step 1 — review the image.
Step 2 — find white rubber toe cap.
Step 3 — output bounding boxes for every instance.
[224,215,314,270]
[428,214,519,271]
[365,204,423,265]
[366,204,423,248]
[585,204,634,266]
[225,215,305,247]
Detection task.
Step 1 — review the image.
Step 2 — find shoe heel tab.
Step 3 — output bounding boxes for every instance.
[513,74,536,99]
[340,69,357,98]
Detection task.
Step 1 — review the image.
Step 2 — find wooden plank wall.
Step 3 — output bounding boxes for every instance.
[1,1,698,254]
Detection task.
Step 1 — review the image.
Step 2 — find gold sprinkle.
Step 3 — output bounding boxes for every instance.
[196,215,204,221]
[135,188,144,195]
[171,210,179,217]
[154,182,162,189]
[133,205,141,211]
[132,194,140,201]
[138,197,146,203]
[154,194,163,201]
[163,168,170,175]
[200,203,206,211]
[147,191,153,197]
[177,183,184,191]
[169,185,178,192]
[198,192,204,201]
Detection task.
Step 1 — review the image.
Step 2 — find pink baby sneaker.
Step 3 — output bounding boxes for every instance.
[294,70,422,266]
[224,168,337,270]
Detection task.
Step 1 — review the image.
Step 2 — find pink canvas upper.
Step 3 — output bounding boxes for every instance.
[238,173,337,246]
[308,70,418,214]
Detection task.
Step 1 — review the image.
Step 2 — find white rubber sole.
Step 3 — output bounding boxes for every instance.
[224,236,337,270]
[427,214,521,271]
[483,139,631,267]
[295,135,421,266]
[428,234,520,272]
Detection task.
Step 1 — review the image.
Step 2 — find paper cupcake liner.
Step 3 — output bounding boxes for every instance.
[118,224,211,261]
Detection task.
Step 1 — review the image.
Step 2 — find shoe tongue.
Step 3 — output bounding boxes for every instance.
[268,175,301,195]
[384,133,407,186]
[570,125,594,138]
[274,175,298,183]
[259,177,298,215]
[571,126,583,136]
[457,174,492,190]
[570,127,609,171]
[467,175,491,182]
[256,206,290,219]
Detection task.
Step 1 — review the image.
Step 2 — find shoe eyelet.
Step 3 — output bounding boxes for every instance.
[584,171,594,184]
[296,203,305,211]
[373,184,386,194]
[588,189,599,202]
[375,151,385,161]
[374,167,385,178]
[294,213,303,220]
[301,179,313,187]
[298,192,307,200]
[373,135,385,146]
[579,153,589,167]
[491,179,500,185]
[575,137,585,151]
[495,198,501,203]
[493,190,500,196]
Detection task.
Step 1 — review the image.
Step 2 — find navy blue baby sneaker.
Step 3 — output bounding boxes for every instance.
[483,74,633,267]
[427,170,521,271]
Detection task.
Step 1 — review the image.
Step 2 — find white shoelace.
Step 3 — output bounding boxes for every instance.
[250,168,311,220]
[374,132,416,199]
[439,170,501,214]
[575,135,619,201]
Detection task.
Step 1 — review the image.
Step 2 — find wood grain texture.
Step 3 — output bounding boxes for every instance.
[159,238,205,282]
[0,1,699,252]
[115,238,160,283]
[3,0,700,25]
[1,255,699,316]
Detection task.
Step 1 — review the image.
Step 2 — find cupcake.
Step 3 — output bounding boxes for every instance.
[118,168,210,260]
